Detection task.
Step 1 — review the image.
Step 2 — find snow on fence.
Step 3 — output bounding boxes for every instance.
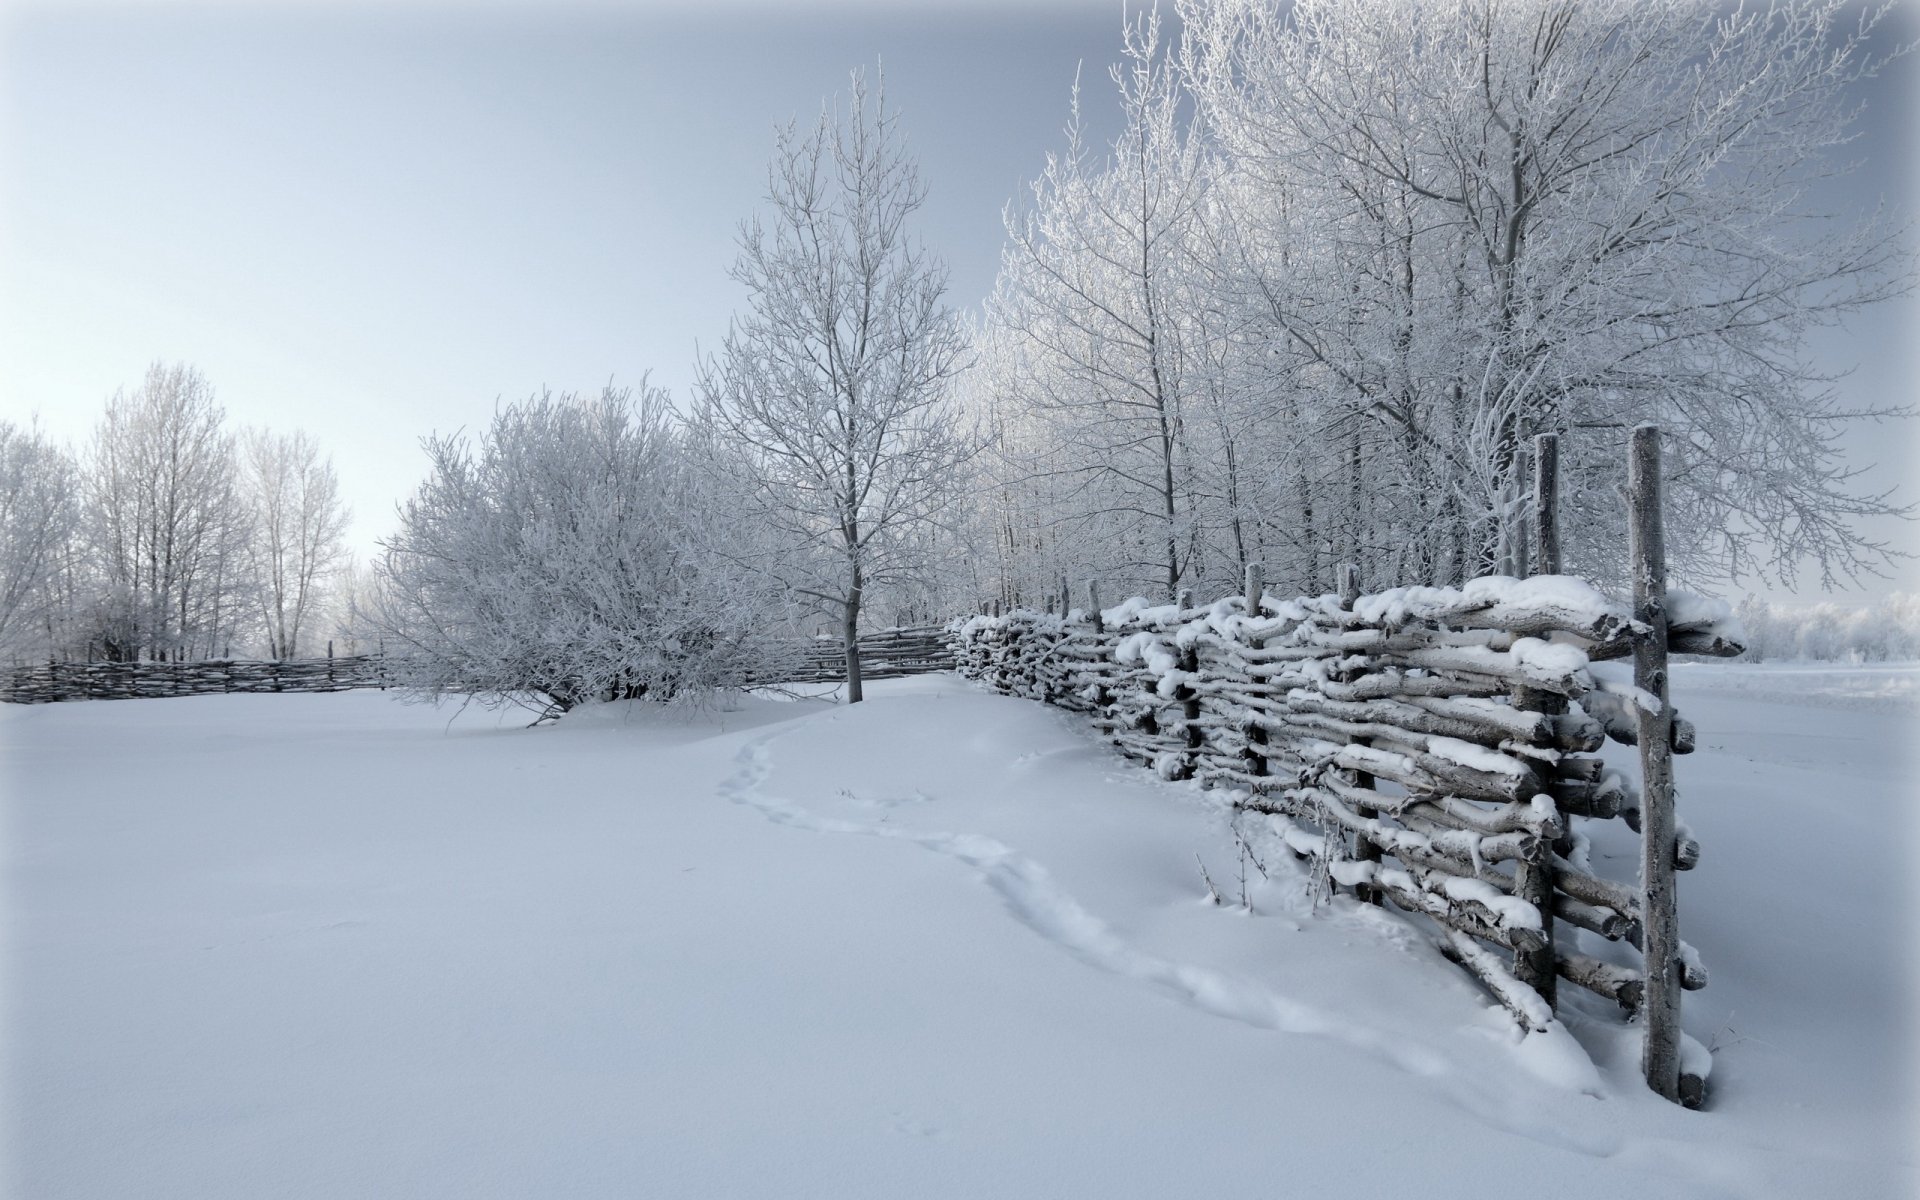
[0,626,958,704]
[774,626,956,683]
[954,427,1742,1107]
[0,651,386,702]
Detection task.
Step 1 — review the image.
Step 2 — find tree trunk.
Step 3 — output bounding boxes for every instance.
[844,572,865,705]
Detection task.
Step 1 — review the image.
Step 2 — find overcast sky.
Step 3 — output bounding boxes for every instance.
[3,0,1914,603]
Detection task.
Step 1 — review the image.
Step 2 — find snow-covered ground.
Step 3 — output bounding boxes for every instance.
[4,666,1914,1198]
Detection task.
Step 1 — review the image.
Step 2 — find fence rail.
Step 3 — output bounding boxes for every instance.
[0,627,957,705]
[0,654,387,703]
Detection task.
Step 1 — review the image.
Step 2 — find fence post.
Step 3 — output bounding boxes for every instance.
[1242,563,1268,780]
[1513,441,1533,579]
[1171,586,1201,778]
[1510,434,1563,1003]
[1629,423,1683,1103]
[1534,433,1561,575]
[1334,563,1380,903]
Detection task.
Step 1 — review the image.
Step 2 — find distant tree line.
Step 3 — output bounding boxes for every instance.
[1733,593,1920,663]
[0,362,348,665]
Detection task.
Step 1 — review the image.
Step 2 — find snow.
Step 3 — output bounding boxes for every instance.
[4,667,1913,1198]
[1426,734,1531,778]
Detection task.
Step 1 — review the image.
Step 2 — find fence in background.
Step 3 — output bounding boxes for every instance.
[0,626,956,705]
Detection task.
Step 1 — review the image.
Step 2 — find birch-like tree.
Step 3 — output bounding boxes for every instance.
[695,68,970,702]
[0,421,80,661]
[241,428,349,659]
[1181,0,1912,588]
[983,13,1223,603]
[85,362,254,660]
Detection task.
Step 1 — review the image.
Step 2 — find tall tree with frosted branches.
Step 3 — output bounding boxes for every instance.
[1179,0,1913,589]
[695,66,971,702]
[0,421,80,662]
[85,362,253,660]
[241,428,349,660]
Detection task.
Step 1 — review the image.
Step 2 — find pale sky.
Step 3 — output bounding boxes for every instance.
[3,0,1915,604]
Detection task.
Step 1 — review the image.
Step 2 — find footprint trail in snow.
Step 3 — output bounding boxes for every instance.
[714,727,1631,1162]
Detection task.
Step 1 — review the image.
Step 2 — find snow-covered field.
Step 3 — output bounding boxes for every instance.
[4,666,1914,1198]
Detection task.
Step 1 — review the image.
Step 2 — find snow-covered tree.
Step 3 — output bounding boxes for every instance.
[985,13,1218,602]
[241,428,349,660]
[695,67,971,703]
[377,385,784,715]
[84,362,254,660]
[0,421,80,662]
[1179,0,1912,589]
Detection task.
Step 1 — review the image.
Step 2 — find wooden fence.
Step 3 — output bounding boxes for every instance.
[0,652,386,703]
[776,626,956,683]
[954,427,1739,1106]
[0,626,957,705]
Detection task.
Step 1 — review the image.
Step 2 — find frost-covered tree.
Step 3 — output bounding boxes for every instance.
[986,13,1217,602]
[85,362,254,660]
[377,385,784,715]
[695,67,971,703]
[0,421,80,662]
[241,428,349,659]
[1179,0,1912,589]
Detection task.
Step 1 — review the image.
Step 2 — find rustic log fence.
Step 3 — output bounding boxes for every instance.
[0,647,386,703]
[772,626,956,684]
[0,627,957,705]
[954,426,1740,1106]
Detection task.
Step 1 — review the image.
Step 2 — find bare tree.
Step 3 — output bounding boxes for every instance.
[85,362,253,660]
[988,14,1216,602]
[1180,0,1913,588]
[694,67,971,702]
[0,421,80,662]
[241,428,349,659]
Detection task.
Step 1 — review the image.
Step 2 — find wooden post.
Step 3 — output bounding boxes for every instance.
[1060,573,1071,618]
[1242,562,1268,779]
[1629,423,1683,1103]
[1534,433,1561,575]
[1510,432,1565,1002]
[1335,563,1380,902]
[1511,682,1562,1005]
[1513,442,1533,579]
[1086,581,1103,634]
[1176,586,1194,612]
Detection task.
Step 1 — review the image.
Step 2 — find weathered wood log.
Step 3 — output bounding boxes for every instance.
[1436,928,1552,1033]
[1280,691,1557,754]
[1534,433,1561,575]
[1557,952,1643,1012]
[1550,773,1633,820]
[1318,672,1510,703]
[1510,678,1564,1004]
[1631,424,1684,1103]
